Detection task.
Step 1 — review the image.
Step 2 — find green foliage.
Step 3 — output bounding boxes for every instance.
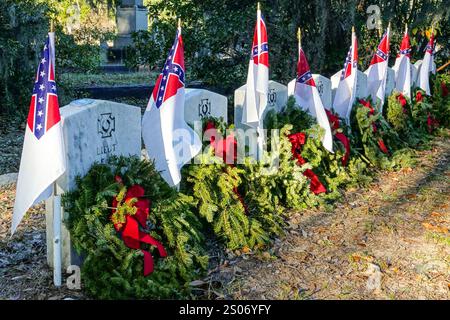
[265,102,371,200]
[431,74,450,128]
[243,124,322,211]
[184,147,284,250]
[62,156,208,299]
[351,99,416,170]
[54,28,102,73]
[128,0,450,91]
[385,91,427,146]
[124,30,166,70]
[264,96,316,133]
[0,0,49,116]
[411,88,436,134]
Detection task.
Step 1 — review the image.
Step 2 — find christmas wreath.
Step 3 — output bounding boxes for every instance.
[183,118,285,251]
[411,88,439,134]
[385,91,426,147]
[264,98,371,201]
[350,98,416,170]
[62,156,208,299]
[431,74,450,129]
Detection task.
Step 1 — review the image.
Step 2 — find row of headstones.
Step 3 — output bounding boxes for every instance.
[46,59,429,268]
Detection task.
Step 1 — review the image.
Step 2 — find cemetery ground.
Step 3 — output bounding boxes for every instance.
[0,126,449,299]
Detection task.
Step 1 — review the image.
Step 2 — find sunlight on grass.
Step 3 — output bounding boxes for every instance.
[59,71,158,88]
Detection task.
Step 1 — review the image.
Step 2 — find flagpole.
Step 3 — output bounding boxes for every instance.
[50,20,62,288]
[256,2,264,161]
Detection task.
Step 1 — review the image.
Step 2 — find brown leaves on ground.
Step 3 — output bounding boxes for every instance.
[208,133,450,300]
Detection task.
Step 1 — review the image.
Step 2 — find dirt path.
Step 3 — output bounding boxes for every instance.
[209,136,450,300]
[0,135,449,300]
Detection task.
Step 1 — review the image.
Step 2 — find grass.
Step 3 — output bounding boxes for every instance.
[56,71,157,108]
[426,231,450,246]
[59,71,158,88]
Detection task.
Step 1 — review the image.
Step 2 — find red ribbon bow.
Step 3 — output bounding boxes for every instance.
[427,113,439,133]
[396,93,408,114]
[288,132,327,195]
[205,121,248,213]
[359,99,389,155]
[111,180,167,276]
[325,109,351,166]
[415,91,423,103]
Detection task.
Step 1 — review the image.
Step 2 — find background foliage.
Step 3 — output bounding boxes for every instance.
[1,0,449,116]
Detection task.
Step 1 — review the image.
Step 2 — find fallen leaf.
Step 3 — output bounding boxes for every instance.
[242,246,251,254]
[431,212,443,218]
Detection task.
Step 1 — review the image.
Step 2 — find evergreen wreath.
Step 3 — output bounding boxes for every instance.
[431,74,450,128]
[350,98,416,171]
[183,118,285,251]
[264,98,371,201]
[385,91,427,147]
[411,88,438,134]
[62,156,208,299]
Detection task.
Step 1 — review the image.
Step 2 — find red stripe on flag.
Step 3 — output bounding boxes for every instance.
[46,94,61,131]
[152,75,162,101]
[27,95,36,132]
[163,74,183,103]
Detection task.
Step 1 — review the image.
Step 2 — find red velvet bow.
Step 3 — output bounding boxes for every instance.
[325,109,351,166]
[111,181,167,276]
[416,91,423,103]
[396,93,408,114]
[205,121,248,213]
[288,132,327,195]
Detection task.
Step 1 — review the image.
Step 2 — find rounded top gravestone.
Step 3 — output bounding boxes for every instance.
[287,74,332,109]
[234,80,288,130]
[184,89,228,130]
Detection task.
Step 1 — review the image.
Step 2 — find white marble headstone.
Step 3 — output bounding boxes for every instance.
[185,89,228,129]
[46,99,142,269]
[331,69,368,103]
[385,67,395,97]
[287,74,332,109]
[234,80,288,130]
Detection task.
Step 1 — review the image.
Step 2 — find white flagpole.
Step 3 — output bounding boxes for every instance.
[49,20,62,287]
[53,183,62,287]
[256,3,264,161]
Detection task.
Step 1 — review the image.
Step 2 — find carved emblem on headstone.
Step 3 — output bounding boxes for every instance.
[268,88,277,106]
[317,80,324,95]
[198,98,211,118]
[97,113,115,138]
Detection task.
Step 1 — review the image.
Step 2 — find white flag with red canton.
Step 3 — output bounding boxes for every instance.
[333,28,358,122]
[418,32,435,95]
[294,40,333,153]
[366,27,390,110]
[142,26,201,187]
[242,7,269,159]
[11,33,66,234]
[393,26,412,99]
